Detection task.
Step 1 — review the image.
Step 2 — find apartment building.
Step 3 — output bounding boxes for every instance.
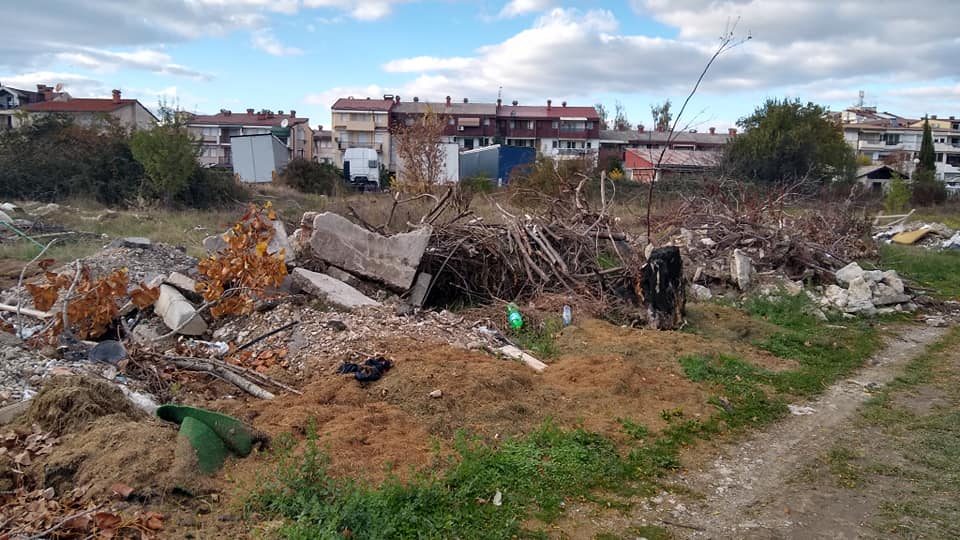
[0,83,56,130]
[391,96,498,150]
[186,109,311,167]
[330,97,394,169]
[18,89,156,131]
[496,99,601,160]
[841,107,960,183]
[312,127,337,164]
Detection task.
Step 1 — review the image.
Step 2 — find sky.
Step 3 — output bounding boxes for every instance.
[2,0,959,132]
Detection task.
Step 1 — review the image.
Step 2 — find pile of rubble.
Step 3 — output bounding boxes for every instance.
[873,219,959,250]
[819,262,914,316]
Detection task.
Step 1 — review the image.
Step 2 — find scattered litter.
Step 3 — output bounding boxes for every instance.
[428,389,442,399]
[337,356,394,382]
[156,404,268,474]
[88,340,127,365]
[787,404,816,416]
[492,490,503,507]
[891,227,932,245]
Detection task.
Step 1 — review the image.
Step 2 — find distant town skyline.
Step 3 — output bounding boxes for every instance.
[2,1,958,130]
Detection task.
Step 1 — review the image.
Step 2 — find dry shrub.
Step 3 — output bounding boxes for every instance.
[25,376,144,435]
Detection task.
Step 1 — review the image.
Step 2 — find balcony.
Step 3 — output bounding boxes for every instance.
[337,141,383,152]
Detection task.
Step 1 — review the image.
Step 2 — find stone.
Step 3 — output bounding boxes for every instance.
[164,272,202,302]
[943,232,960,250]
[154,284,208,336]
[729,249,752,290]
[0,210,12,224]
[428,389,442,399]
[872,283,911,306]
[700,237,717,248]
[290,268,380,309]
[689,284,713,302]
[310,212,431,290]
[844,276,876,315]
[926,316,949,327]
[409,272,433,307]
[862,270,884,283]
[881,270,905,294]
[121,237,151,249]
[0,202,21,214]
[835,262,864,286]
[822,284,849,309]
[323,266,358,286]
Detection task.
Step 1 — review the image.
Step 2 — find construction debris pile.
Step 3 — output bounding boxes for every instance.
[874,220,960,250]
[818,262,914,316]
[666,196,877,289]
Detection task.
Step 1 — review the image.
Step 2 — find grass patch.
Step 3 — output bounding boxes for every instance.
[825,444,865,488]
[248,414,715,539]
[879,243,960,299]
[510,317,562,359]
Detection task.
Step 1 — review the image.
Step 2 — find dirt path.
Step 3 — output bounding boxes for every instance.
[616,324,951,539]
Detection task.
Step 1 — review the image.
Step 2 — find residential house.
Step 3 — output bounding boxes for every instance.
[312,126,337,165]
[391,96,498,151]
[186,109,311,167]
[856,164,908,194]
[623,148,721,182]
[330,97,394,169]
[0,84,60,130]
[496,99,601,161]
[841,108,960,184]
[18,89,156,130]
[599,126,733,170]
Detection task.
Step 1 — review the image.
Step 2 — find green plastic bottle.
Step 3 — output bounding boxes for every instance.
[506,303,523,330]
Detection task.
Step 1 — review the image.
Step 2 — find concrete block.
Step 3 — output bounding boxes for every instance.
[310,212,431,290]
[409,272,433,307]
[291,268,380,310]
[165,272,201,302]
[154,284,207,336]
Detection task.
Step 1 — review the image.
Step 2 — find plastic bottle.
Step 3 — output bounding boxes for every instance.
[562,305,572,326]
[506,303,523,330]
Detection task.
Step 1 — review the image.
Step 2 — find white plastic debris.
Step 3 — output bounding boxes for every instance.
[788,404,816,416]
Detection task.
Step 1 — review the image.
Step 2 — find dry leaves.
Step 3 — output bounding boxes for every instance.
[196,202,288,318]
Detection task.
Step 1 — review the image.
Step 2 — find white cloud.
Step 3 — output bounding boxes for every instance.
[383,56,473,73]
[498,0,554,18]
[251,28,304,56]
[0,71,107,97]
[302,0,412,21]
[55,48,212,79]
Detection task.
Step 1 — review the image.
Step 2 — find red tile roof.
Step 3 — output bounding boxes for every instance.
[187,112,309,127]
[332,98,394,112]
[498,105,599,120]
[24,98,138,113]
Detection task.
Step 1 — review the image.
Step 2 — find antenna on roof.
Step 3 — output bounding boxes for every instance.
[857,90,864,108]
[280,118,289,128]
[497,86,502,102]
[54,83,64,93]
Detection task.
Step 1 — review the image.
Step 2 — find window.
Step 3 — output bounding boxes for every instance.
[552,121,559,129]
[882,133,901,145]
[526,121,534,130]
[552,140,558,148]
[936,153,944,162]
[449,118,455,126]
[509,120,516,129]
[946,154,960,167]
[483,118,490,126]
[368,160,377,168]
[586,122,594,129]
[586,142,592,148]
[935,137,947,144]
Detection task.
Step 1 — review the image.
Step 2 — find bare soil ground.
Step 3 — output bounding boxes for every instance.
[560,324,957,539]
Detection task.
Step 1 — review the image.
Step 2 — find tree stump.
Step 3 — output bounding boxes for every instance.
[637,246,685,330]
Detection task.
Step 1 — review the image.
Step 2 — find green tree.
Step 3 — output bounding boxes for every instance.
[918,117,936,172]
[130,125,199,203]
[724,98,856,184]
[884,174,910,213]
[911,117,947,205]
[278,158,343,195]
[650,99,672,132]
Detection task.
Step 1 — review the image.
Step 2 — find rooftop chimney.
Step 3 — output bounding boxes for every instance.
[463,97,468,103]
[496,98,502,110]
[709,127,715,134]
[289,110,295,117]
[111,89,121,104]
[395,95,401,103]
[246,108,254,114]
[728,128,737,136]
[561,101,567,107]
[414,96,419,102]
[512,100,518,106]
[278,110,284,115]
[547,99,552,110]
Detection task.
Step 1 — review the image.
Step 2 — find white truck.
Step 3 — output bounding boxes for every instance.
[342,147,380,191]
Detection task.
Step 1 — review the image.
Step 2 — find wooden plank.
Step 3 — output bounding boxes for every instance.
[0,303,52,319]
[497,345,548,373]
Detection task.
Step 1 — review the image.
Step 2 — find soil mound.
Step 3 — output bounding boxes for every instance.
[24,375,144,435]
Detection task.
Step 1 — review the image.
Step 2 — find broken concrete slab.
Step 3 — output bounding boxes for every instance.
[881,270,905,294]
[290,268,380,310]
[155,284,207,336]
[822,284,849,309]
[729,249,752,290]
[164,272,202,303]
[323,266,358,286]
[409,272,433,307]
[689,283,713,302]
[310,212,431,290]
[872,282,911,306]
[844,276,876,315]
[109,237,152,249]
[835,262,864,286]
